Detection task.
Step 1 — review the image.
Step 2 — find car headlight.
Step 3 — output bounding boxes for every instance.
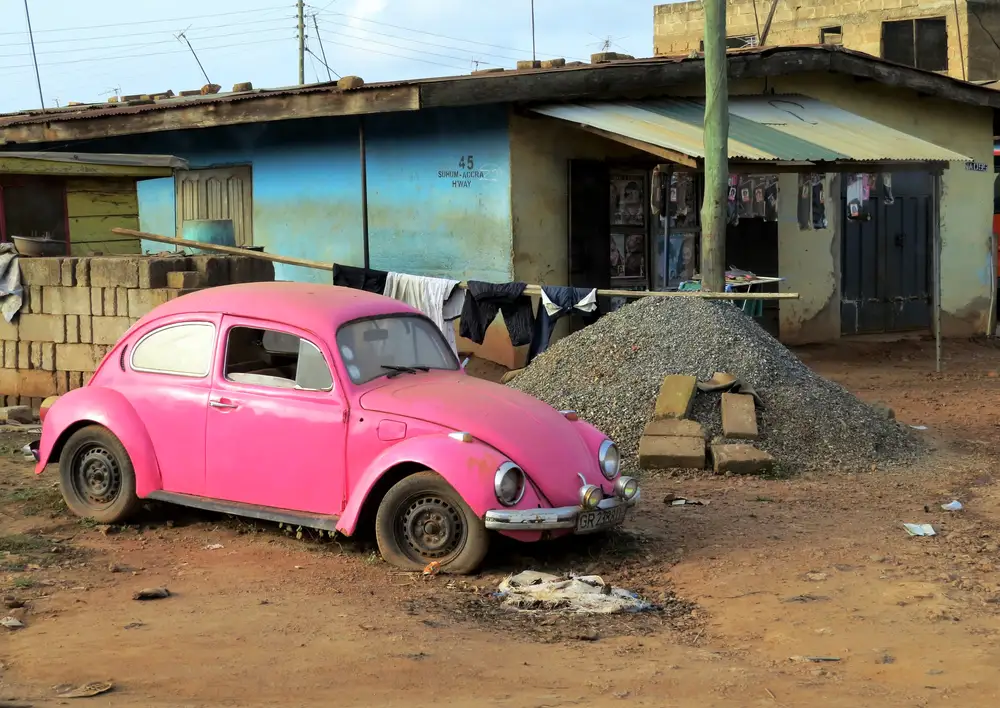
[614,476,639,501]
[494,462,526,506]
[598,440,620,480]
[579,484,603,510]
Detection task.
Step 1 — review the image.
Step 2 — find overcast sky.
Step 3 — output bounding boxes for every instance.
[0,0,661,114]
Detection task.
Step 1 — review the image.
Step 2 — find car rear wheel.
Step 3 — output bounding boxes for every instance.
[59,425,141,524]
[375,471,489,574]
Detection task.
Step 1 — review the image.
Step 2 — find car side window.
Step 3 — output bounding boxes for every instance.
[224,326,333,391]
[130,322,216,377]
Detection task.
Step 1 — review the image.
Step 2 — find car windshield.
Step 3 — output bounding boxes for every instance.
[336,315,458,384]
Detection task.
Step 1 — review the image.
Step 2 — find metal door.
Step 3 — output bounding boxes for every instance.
[175,166,253,246]
[841,172,932,334]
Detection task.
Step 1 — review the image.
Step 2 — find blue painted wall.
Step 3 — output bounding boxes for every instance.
[136,177,175,254]
[75,106,513,284]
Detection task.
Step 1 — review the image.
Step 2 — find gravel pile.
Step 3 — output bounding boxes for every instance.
[510,297,922,474]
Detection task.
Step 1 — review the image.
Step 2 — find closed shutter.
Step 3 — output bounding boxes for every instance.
[174,166,253,246]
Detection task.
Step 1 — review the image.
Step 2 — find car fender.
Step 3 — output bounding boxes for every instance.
[336,434,518,535]
[35,387,162,497]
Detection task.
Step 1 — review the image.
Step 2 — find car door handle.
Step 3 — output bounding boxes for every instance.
[209,399,238,410]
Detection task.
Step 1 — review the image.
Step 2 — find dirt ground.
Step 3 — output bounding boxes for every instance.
[2,337,1000,707]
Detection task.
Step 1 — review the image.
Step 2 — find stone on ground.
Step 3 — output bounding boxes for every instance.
[653,375,697,420]
[643,418,706,439]
[711,443,775,475]
[721,392,759,440]
[639,435,705,470]
[0,406,34,424]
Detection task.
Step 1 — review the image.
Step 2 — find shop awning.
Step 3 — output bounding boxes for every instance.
[0,151,188,177]
[531,95,970,168]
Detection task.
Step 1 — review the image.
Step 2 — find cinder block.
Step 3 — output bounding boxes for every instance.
[653,375,697,420]
[139,257,189,289]
[4,341,16,368]
[55,343,108,373]
[19,258,62,286]
[17,314,66,343]
[27,286,43,314]
[166,271,208,289]
[69,371,84,390]
[90,257,140,288]
[66,315,80,344]
[638,435,705,470]
[0,368,19,397]
[711,443,775,476]
[60,258,77,286]
[127,288,173,318]
[75,259,90,287]
[42,286,92,316]
[92,288,105,317]
[190,256,228,286]
[17,341,29,369]
[643,418,706,439]
[116,288,129,316]
[55,371,70,395]
[29,342,41,369]
[20,369,57,398]
[80,315,92,344]
[92,316,131,345]
[721,392,759,440]
[40,342,55,372]
[0,316,17,341]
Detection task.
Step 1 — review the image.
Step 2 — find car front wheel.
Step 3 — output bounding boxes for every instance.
[375,471,489,574]
[59,425,142,524]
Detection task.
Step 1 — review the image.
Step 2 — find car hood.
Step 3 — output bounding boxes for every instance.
[359,373,597,506]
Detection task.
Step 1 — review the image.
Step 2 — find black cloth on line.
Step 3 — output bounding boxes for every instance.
[526,286,599,364]
[333,264,388,294]
[459,281,535,347]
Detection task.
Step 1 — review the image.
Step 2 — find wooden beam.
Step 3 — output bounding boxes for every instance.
[572,123,699,167]
[758,0,781,46]
[0,157,172,177]
[0,86,420,145]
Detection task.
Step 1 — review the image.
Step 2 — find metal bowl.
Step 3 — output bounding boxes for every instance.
[10,235,66,257]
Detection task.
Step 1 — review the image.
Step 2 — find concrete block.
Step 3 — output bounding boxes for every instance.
[92,316,131,345]
[229,256,254,283]
[643,418,706,439]
[721,392,759,440]
[540,58,566,68]
[116,288,129,316]
[0,405,34,424]
[653,375,697,420]
[17,314,66,343]
[55,371,70,395]
[638,435,705,470]
[80,315,92,344]
[190,256,228,286]
[140,257,188,289]
[40,342,55,371]
[26,286,42,314]
[42,287,92,316]
[92,288,105,316]
[29,342,41,369]
[711,443,775,475]
[55,343,108,373]
[66,315,80,344]
[60,258,77,286]
[0,368,18,396]
[90,257,140,288]
[20,369,57,398]
[337,75,364,89]
[516,59,541,69]
[75,259,90,287]
[19,258,62,286]
[69,371,84,389]
[166,270,207,289]
[0,317,17,341]
[17,341,29,369]
[127,288,173,318]
[254,258,275,282]
[4,341,15,368]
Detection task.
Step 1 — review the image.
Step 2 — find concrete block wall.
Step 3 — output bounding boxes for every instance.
[0,254,274,409]
[653,0,971,81]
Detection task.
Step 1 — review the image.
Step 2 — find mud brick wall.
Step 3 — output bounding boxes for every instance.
[0,254,274,409]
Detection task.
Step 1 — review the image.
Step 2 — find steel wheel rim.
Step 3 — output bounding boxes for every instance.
[71,444,123,509]
[395,492,467,563]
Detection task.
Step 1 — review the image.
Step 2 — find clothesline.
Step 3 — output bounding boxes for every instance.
[112,228,800,301]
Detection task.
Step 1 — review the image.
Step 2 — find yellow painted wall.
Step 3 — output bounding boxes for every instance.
[65,178,141,255]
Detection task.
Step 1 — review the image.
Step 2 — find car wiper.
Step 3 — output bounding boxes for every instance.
[381,365,430,378]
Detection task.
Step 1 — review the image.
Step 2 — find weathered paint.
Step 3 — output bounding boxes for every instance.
[0,156,172,177]
[64,177,140,255]
[137,177,176,254]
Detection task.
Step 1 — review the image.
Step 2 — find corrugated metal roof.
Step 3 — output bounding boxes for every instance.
[532,94,971,163]
[0,151,188,168]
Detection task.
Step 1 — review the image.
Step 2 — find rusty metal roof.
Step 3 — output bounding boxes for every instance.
[531,94,971,163]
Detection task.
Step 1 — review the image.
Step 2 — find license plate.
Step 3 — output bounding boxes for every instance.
[575,504,628,534]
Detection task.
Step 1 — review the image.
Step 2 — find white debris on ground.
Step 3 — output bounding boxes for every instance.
[495,571,653,614]
[510,297,921,473]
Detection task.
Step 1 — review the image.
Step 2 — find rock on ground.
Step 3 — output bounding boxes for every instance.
[509,297,921,474]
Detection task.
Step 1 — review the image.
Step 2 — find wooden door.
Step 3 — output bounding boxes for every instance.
[174,166,253,246]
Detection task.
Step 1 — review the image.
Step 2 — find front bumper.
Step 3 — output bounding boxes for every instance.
[483,488,640,532]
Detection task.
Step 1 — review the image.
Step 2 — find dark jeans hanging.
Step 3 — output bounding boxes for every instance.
[333,264,388,293]
[526,286,599,363]
[459,281,535,347]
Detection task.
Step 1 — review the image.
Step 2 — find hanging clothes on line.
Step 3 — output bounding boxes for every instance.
[383,273,465,354]
[459,281,535,347]
[526,286,599,363]
[333,264,388,294]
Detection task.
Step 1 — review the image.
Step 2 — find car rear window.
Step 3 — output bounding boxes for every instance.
[130,322,216,377]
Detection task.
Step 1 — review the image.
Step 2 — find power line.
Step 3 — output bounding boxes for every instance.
[305,47,340,79]
[314,22,500,65]
[321,39,469,71]
[311,14,338,80]
[0,4,292,36]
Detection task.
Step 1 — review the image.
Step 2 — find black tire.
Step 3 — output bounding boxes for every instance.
[375,471,489,574]
[59,425,142,524]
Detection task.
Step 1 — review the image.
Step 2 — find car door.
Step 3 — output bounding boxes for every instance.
[122,315,219,496]
[204,316,348,515]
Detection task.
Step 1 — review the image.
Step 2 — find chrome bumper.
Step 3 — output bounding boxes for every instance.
[483,489,640,532]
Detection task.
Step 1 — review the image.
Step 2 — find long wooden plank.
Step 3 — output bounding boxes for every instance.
[112,227,799,300]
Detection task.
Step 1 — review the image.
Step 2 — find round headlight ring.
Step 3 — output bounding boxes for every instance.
[614,476,639,501]
[494,462,526,507]
[579,484,603,510]
[598,439,620,480]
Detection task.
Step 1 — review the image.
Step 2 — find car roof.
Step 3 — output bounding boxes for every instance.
[140,281,421,338]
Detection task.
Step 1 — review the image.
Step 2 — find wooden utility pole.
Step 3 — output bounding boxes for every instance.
[700,0,729,293]
[297,0,306,85]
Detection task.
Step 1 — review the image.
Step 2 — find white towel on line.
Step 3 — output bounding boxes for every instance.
[383,272,465,354]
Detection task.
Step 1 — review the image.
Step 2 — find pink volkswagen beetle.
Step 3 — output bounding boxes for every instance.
[31,282,639,573]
